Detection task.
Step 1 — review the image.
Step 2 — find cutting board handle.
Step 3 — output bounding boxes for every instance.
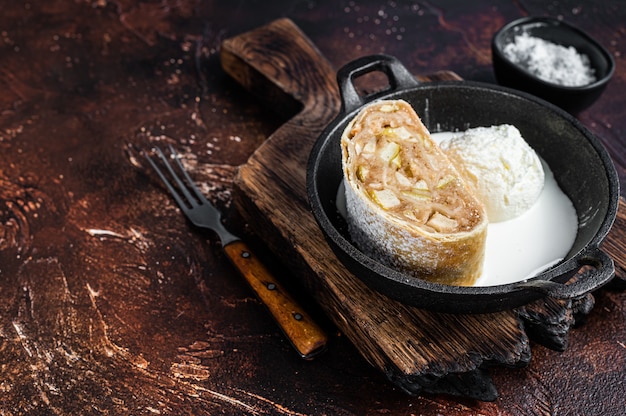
[220,18,340,122]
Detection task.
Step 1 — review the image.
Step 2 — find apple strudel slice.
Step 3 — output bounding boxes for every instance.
[341,99,488,286]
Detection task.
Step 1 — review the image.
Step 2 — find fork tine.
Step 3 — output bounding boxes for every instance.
[143,147,193,209]
[160,146,205,207]
[165,145,210,205]
[155,147,198,206]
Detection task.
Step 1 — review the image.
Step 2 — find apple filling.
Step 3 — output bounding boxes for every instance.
[343,101,483,235]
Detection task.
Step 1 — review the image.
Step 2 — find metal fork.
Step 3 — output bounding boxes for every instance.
[143,145,327,359]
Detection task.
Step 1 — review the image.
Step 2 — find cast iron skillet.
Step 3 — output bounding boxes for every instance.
[307,54,620,314]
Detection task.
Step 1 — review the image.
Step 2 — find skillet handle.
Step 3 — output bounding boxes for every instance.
[515,247,615,299]
[337,54,420,114]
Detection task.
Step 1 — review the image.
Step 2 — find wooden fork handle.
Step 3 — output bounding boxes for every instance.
[223,240,328,359]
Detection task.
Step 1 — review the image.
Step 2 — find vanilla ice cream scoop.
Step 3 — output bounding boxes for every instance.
[439,124,545,222]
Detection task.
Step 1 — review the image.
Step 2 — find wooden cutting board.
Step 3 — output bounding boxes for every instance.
[220,18,625,400]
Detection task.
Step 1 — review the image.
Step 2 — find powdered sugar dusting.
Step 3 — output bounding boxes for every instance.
[503,32,596,86]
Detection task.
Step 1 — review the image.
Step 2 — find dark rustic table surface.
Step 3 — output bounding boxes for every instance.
[1,1,625,415]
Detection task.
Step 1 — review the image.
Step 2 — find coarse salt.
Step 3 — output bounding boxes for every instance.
[503,32,596,87]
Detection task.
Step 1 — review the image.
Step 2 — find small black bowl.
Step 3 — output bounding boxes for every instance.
[492,17,614,114]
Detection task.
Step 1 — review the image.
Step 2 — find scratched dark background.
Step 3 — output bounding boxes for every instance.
[0,0,625,414]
